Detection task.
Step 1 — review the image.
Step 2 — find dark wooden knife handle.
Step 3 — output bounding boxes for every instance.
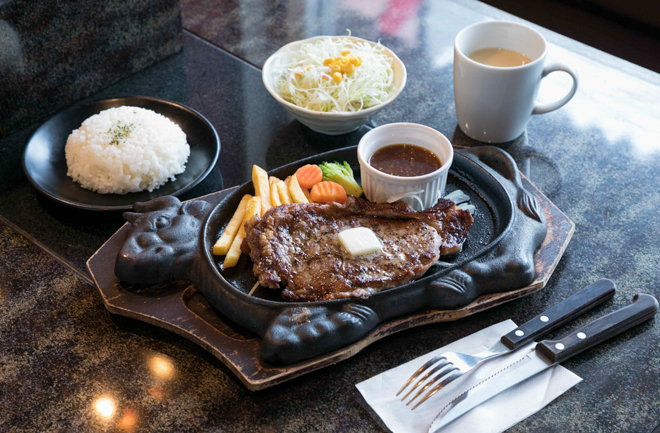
[536,293,658,364]
[501,279,616,350]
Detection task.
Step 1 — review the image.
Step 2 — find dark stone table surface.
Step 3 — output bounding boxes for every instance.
[1,0,659,431]
[0,0,182,136]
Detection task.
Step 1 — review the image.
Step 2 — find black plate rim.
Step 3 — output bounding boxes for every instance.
[201,146,516,307]
[22,96,221,211]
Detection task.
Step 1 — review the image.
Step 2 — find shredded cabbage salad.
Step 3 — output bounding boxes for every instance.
[274,35,395,112]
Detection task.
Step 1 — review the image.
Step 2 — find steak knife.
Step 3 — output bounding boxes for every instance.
[429,293,659,432]
[402,279,616,407]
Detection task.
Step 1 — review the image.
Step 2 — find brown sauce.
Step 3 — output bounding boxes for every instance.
[369,144,442,177]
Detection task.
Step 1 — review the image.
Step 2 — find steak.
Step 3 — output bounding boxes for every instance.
[241,196,473,302]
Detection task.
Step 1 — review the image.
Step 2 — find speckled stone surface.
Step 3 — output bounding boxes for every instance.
[0,221,441,432]
[1,225,657,433]
[1,0,659,431]
[0,0,182,136]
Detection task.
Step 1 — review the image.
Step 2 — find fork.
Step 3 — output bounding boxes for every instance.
[398,278,616,409]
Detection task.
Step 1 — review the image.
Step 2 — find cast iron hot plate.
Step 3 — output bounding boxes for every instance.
[23,96,220,211]
[106,146,551,366]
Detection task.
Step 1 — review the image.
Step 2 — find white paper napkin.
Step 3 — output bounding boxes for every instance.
[356,320,582,433]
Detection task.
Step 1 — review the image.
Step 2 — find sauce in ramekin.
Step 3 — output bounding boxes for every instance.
[369,144,442,177]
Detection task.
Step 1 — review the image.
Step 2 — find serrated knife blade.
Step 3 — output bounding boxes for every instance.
[428,293,658,433]
[428,348,551,432]
[399,279,616,407]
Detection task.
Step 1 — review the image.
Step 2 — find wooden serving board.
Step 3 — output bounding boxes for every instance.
[87,175,573,391]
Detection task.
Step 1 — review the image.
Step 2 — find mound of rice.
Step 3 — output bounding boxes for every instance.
[65,106,190,194]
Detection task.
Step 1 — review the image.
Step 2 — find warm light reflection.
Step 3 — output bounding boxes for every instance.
[149,387,165,402]
[117,410,138,431]
[94,396,116,419]
[149,355,175,379]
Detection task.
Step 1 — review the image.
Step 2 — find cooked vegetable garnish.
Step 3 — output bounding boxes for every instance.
[274,35,395,112]
[311,181,347,203]
[445,189,470,205]
[224,196,261,268]
[319,161,363,197]
[213,194,252,256]
[457,203,476,215]
[295,164,323,189]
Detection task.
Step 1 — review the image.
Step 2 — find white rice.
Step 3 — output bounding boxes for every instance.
[65,106,190,194]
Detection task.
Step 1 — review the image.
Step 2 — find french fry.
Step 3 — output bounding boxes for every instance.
[303,188,313,203]
[223,229,244,268]
[213,194,252,256]
[288,174,309,204]
[270,180,282,207]
[252,165,271,216]
[223,197,261,268]
[277,180,292,204]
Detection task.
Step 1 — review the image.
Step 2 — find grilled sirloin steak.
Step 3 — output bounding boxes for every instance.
[241,196,473,302]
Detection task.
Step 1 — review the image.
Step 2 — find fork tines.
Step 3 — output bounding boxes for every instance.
[398,355,462,409]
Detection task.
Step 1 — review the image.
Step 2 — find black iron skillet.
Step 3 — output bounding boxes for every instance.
[115,146,547,364]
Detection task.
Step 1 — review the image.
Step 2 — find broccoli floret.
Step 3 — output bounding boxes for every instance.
[318,161,363,197]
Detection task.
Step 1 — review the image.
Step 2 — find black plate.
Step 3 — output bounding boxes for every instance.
[23,96,220,211]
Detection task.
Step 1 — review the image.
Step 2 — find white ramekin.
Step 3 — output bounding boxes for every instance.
[357,123,454,210]
[262,36,407,135]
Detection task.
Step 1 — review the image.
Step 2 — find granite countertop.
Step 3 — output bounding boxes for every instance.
[1,0,659,431]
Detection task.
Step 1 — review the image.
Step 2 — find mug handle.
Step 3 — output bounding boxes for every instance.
[532,62,579,115]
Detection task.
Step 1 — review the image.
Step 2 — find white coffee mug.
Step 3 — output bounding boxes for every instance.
[454,21,578,143]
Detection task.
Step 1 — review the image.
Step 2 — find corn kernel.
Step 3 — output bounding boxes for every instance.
[341,49,351,56]
[341,63,355,74]
[332,72,342,82]
[355,57,362,66]
[323,58,333,66]
[330,64,341,73]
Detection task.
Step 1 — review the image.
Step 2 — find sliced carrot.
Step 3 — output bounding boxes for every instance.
[295,164,323,189]
[310,181,347,204]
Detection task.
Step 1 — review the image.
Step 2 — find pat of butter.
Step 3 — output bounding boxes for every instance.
[338,227,382,257]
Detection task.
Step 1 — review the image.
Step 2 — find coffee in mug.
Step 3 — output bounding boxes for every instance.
[454,21,578,143]
[468,48,532,67]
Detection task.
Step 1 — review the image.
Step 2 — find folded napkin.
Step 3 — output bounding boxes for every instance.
[356,320,582,433]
